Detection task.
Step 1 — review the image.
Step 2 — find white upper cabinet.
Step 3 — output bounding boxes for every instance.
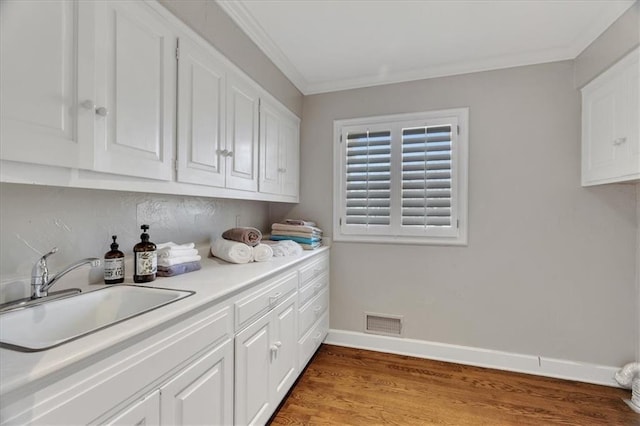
[87,0,175,181]
[0,1,84,168]
[176,36,226,187]
[582,47,639,186]
[259,98,300,199]
[0,0,299,201]
[225,73,260,192]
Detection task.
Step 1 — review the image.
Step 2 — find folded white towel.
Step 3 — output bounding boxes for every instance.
[156,242,198,259]
[252,243,273,262]
[157,248,199,259]
[261,240,303,257]
[156,242,195,250]
[157,254,202,267]
[211,239,253,264]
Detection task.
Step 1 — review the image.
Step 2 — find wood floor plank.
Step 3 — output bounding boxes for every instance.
[270,344,640,425]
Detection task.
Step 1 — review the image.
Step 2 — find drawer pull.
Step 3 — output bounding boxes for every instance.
[269,292,282,305]
[314,283,323,292]
[613,137,627,146]
[313,267,324,276]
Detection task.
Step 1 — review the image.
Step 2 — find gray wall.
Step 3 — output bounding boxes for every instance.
[574,0,640,362]
[158,0,303,117]
[272,60,638,367]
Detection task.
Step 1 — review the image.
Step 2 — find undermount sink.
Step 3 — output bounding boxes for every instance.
[0,285,194,352]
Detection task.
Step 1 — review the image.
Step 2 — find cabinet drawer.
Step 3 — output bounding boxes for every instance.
[298,312,328,370]
[298,272,328,307]
[235,271,298,331]
[298,254,329,287]
[298,288,329,339]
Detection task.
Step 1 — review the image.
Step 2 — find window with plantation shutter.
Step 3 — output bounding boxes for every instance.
[345,130,391,226]
[334,108,468,245]
[401,125,452,228]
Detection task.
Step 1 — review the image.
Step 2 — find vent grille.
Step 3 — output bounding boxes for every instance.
[364,313,403,336]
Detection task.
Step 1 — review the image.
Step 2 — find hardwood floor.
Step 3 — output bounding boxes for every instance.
[270,344,640,425]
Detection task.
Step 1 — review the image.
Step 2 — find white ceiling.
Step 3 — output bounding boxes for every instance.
[217,0,636,95]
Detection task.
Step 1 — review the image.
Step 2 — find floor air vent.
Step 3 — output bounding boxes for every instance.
[364,312,403,337]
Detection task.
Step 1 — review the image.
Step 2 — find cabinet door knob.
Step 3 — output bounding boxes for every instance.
[95,106,108,117]
[613,137,627,146]
[226,151,233,158]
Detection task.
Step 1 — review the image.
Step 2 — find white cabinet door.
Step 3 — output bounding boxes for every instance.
[234,292,298,425]
[160,339,234,426]
[176,36,226,187]
[280,115,300,198]
[270,293,298,404]
[0,0,86,168]
[89,0,175,181]
[226,73,259,192]
[582,47,640,186]
[258,98,300,198]
[101,390,160,426]
[235,311,272,426]
[258,101,282,195]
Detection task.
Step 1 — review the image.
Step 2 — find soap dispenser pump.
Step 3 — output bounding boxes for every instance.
[104,235,125,284]
[133,224,157,283]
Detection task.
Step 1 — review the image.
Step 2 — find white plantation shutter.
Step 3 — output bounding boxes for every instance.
[335,108,468,245]
[345,130,392,226]
[401,125,453,228]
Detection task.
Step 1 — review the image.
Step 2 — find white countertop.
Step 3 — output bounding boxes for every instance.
[0,247,329,397]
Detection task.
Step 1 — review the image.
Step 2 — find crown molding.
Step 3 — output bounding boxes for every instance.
[216,0,309,94]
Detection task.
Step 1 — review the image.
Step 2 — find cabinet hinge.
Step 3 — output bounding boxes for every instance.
[456,219,460,228]
[174,159,179,172]
[339,217,342,226]
[340,134,343,143]
[457,125,460,135]
[175,46,179,60]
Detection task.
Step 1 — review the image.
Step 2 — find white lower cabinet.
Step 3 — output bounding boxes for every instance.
[100,338,234,426]
[0,251,330,426]
[101,391,160,426]
[234,292,298,426]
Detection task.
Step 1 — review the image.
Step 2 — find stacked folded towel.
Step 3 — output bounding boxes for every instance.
[156,242,202,277]
[261,240,304,257]
[211,227,273,264]
[270,219,322,250]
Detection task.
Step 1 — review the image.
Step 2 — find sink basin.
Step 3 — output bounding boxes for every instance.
[0,285,194,352]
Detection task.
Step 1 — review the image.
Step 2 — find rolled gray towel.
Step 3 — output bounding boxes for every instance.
[222,227,262,247]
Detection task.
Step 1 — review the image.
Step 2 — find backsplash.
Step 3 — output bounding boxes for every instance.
[0,183,270,302]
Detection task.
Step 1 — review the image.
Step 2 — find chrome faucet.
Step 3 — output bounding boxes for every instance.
[31,248,101,299]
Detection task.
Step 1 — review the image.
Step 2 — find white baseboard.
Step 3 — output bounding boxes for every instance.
[325,329,621,388]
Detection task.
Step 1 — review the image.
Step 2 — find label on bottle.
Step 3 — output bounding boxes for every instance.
[135,251,157,276]
[104,258,124,280]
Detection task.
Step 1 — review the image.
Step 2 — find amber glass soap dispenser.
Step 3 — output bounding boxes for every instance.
[133,224,157,283]
[104,235,125,284]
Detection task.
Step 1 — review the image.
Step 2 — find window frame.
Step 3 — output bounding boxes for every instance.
[333,108,469,246]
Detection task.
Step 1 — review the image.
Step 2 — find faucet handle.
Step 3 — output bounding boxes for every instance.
[32,247,58,284]
[42,247,59,260]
